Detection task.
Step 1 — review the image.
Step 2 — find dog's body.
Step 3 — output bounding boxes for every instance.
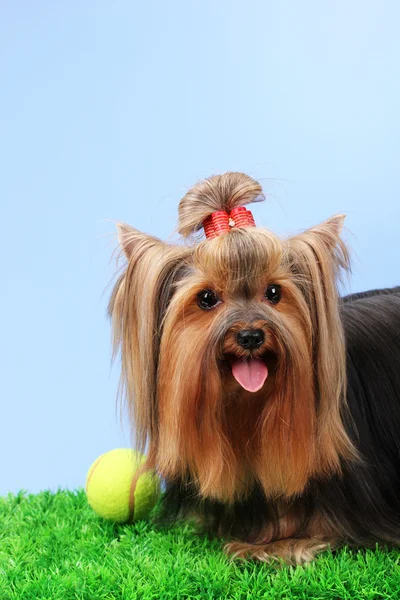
[110,173,400,563]
[160,286,400,563]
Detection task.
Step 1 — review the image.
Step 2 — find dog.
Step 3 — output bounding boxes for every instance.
[109,172,400,564]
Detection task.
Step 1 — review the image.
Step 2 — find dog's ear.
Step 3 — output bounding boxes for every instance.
[110,223,191,452]
[287,214,349,276]
[117,223,136,259]
[301,214,346,251]
[327,213,346,235]
[116,222,164,260]
[286,215,355,470]
[314,213,345,236]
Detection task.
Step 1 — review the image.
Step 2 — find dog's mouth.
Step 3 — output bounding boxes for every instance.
[223,352,276,393]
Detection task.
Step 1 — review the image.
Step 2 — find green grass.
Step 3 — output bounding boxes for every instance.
[1,490,399,599]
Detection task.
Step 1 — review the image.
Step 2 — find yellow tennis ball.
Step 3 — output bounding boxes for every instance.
[85,449,160,523]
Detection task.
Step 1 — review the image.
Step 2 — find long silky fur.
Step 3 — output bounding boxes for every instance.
[108,227,192,450]
[109,173,400,561]
[152,224,356,503]
[158,287,400,548]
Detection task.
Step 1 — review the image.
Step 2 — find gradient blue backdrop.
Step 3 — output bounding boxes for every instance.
[1,1,399,495]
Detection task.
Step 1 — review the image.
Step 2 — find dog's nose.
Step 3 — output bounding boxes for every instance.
[236,328,265,350]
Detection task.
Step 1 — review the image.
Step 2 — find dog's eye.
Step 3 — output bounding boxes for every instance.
[265,284,282,304]
[197,290,220,310]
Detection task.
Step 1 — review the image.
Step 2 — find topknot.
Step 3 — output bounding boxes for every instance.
[178,172,265,238]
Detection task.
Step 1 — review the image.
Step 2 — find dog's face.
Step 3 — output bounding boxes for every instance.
[163,228,309,396]
[110,178,356,503]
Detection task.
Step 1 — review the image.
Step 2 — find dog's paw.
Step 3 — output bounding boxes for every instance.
[224,537,332,565]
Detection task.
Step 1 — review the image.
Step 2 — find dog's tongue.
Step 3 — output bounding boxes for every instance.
[231,358,268,392]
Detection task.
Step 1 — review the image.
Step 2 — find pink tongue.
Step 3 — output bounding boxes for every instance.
[231,358,269,392]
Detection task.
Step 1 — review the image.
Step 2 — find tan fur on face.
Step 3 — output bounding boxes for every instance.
[109,173,358,505]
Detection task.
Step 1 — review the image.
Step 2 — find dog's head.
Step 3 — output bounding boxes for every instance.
[109,173,356,502]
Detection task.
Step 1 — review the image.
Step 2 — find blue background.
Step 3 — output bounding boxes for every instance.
[1,1,399,495]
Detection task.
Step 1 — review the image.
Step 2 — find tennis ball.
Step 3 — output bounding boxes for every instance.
[85,449,160,523]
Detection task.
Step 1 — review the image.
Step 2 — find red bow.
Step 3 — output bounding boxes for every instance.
[203,207,256,239]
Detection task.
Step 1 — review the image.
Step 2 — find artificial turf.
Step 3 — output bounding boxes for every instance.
[1,490,399,599]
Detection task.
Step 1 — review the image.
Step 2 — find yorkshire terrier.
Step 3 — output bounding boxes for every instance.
[109,172,400,564]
